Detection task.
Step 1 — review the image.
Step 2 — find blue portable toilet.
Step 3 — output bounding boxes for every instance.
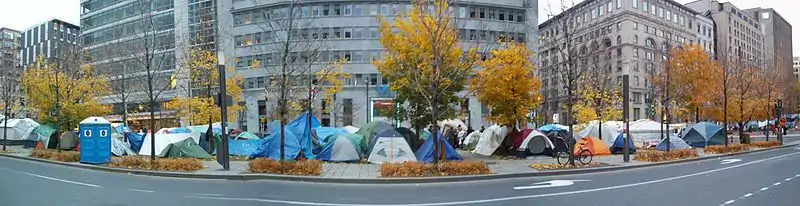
[79,117,112,164]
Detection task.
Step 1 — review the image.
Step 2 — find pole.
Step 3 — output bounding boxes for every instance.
[622,74,630,162]
[778,99,783,144]
[2,100,8,151]
[365,80,369,124]
[217,64,230,170]
[665,58,671,152]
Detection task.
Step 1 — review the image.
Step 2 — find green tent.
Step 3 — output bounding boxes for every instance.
[340,133,364,156]
[159,138,212,159]
[355,121,393,152]
[236,132,260,140]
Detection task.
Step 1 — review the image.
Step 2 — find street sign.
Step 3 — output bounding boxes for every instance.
[513,180,590,190]
[720,159,742,165]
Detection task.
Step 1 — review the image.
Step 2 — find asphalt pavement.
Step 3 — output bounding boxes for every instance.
[1,145,800,206]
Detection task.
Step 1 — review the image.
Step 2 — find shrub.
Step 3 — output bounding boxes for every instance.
[30,150,80,162]
[704,144,750,154]
[749,141,782,148]
[108,156,204,172]
[529,162,611,170]
[380,161,491,177]
[248,158,322,176]
[633,149,699,162]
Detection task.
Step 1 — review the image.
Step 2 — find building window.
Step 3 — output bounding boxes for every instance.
[633,48,639,57]
[599,5,604,16]
[634,22,638,30]
[666,10,671,21]
[633,0,638,8]
[608,2,613,12]
[643,1,648,12]
[592,8,597,19]
[617,0,623,8]
[651,5,656,15]
[658,7,664,18]
[616,22,622,31]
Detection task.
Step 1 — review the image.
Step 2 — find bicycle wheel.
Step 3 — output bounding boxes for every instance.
[555,151,570,165]
[578,149,593,165]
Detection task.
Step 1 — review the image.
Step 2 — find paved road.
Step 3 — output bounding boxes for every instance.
[1,146,800,206]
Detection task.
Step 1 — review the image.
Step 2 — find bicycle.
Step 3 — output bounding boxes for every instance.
[555,137,593,165]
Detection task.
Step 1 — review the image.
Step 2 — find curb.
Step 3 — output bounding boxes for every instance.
[1,144,797,184]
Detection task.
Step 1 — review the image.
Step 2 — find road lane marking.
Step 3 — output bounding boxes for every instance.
[187,193,223,197]
[513,180,590,190]
[129,189,155,193]
[760,187,768,191]
[786,178,792,181]
[773,182,781,186]
[185,151,800,206]
[743,193,752,197]
[720,159,742,164]
[0,168,101,188]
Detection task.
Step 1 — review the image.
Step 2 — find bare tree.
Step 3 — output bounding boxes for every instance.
[0,69,21,151]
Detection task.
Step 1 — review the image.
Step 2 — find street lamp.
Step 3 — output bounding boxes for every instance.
[216,51,230,170]
[622,61,631,163]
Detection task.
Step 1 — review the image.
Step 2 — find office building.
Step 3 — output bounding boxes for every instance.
[538,0,713,122]
[743,8,792,73]
[19,19,80,68]
[686,0,766,67]
[0,28,21,70]
[794,56,800,81]
[80,0,219,128]
[219,0,538,132]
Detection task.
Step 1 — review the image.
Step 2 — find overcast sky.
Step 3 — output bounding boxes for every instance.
[0,0,797,54]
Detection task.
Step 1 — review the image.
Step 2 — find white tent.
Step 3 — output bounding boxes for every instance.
[138,133,198,156]
[366,130,416,164]
[519,130,553,152]
[439,119,467,130]
[577,121,620,146]
[472,125,510,156]
[462,131,482,149]
[629,119,674,147]
[0,118,40,141]
[342,125,360,134]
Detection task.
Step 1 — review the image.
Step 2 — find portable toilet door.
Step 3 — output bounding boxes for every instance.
[79,117,112,164]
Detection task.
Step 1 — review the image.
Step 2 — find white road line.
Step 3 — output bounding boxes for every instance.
[786,178,792,181]
[129,189,155,193]
[761,187,769,191]
[185,151,800,206]
[743,193,752,197]
[774,182,781,186]
[187,193,223,197]
[724,200,735,204]
[0,168,101,188]
[796,174,800,177]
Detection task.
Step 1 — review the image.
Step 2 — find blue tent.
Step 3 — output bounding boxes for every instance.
[250,129,315,160]
[656,134,691,151]
[317,134,363,162]
[610,133,636,154]
[171,127,191,134]
[125,132,144,153]
[681,122,725,148]
[226,139,260,156]
[539,124,567,133]
[314,127,346,144]
[286,112,321,156]
[415,132,462,163]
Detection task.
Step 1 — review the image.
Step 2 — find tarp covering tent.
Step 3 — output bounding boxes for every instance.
[415,132,462,163]
[110,133,137,156]
[610,133,636,154]
[317,134,363,162]
[250,129,316,160]
[356,121,393,152]
[225,139,260,156]
[287,112,321,139]
[235,132,261,140]
[366,129,416,164]
[681,122,725,148]
[138,133,197,156]
[394,127,418,151]
[159,138,211,159]
[125,132,144,153]
[25,125,56,148]
[656,134,691,151]
[574,137,611,156]
[577,121,620,146]
[472,125,510,156]
[630,119,670,147]
[60,131,79,150]
[538,124,568,133]
[462,131,481,150]
[519,130,554,156]
[313,127,346,143]
[439,119,467,130]
[0,118,40,141]
[342,126,359,134]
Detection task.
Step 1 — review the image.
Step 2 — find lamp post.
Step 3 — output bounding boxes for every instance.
[622,61,630,163]
[216,51,230,170]
[777,99,783,144]
[364,78,369,124]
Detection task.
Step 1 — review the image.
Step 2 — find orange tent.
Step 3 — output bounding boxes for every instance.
[574,137,611,156]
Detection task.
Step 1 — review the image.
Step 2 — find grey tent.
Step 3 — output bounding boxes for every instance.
[366,129,416,164]
[317,134,363,162]
[681,122,725,148]
[522,130,555,155]
[60,131,79,150]
[656,134,691,151]
[355,121,393,153]
[159,138,212,159]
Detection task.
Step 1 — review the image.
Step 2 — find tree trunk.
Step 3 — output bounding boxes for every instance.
[2,104,8,151]
[598,119,603,140]
[738,122,749,144]
[149,100,156,161]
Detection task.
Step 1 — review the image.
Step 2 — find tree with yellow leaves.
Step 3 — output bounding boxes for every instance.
[166,49,245,125]
[655,44,722,122]
[375,0,480,164]
[23,56,112,132]
[472,42,541,126]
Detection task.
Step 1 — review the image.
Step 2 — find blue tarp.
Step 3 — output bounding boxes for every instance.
[250,113,320,160]
[227,139,261,156]
[610,133,636,154]
[171,128,191,134]
[115,125,131,134]
[415,132,462,163]
[314,127,346,144]
[125,132,144,153]
[539,124,567,133]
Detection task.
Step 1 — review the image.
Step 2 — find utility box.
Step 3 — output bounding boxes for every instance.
[79,117,112,164]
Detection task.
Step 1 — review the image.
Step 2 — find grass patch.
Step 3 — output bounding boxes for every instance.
[30,149,80,162]
[633,149,699,162]
[108,156,204,172]
[749,141,782,148]
[248,158,322,176]
[704,144,750,154]
[380,161,492,177]
[529,162,611,170]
